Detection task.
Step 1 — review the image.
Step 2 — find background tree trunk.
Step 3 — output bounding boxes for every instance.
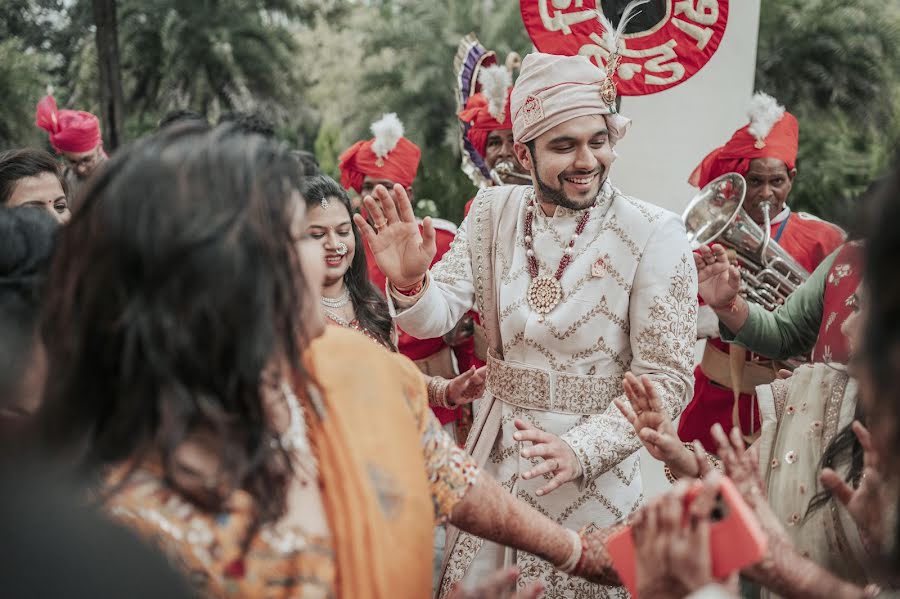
[92,0,125,150]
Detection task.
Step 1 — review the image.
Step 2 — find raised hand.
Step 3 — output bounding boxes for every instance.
[513,419,581,496]
[632,479,721,599]
[820,421,889,550]
[614,373,708,480]
[446,567,543,599]
[353,183,436,289]
[709,424,769,511]
[710,423,790,585]
[447,366,488,407]
[695,244,741,310]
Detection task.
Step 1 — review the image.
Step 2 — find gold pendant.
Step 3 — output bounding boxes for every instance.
[527,276,562,317]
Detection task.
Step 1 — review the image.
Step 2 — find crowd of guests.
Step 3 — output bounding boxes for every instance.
[1,90,899,599]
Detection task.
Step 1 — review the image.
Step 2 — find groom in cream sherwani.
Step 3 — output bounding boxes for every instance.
[355,51,698,598]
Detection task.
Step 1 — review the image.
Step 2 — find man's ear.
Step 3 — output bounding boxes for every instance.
[788,167,797,181]
[405,186,415,203]
[514,142,532,171]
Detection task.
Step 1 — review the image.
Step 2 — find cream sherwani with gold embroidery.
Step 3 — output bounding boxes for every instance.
[390,182,697,598]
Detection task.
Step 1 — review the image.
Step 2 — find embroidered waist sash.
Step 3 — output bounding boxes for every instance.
[486,351,619,415]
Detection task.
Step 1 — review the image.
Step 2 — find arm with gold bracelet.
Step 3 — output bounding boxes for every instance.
[614,372,721,481]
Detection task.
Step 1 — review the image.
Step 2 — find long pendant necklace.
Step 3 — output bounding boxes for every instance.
[523,188,596,322]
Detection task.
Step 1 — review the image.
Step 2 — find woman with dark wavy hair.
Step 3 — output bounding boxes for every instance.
[0,148,70,224]
[0,207,58,427]
[33,125,627,599]
[302,174,487,411]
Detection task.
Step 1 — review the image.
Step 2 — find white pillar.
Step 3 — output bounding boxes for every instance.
[612,0,762,216]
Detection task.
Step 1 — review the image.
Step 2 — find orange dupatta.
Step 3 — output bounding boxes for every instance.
[300,326,434,599]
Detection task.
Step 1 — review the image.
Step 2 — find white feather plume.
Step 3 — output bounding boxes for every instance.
[746,92,785,142]
[370,113,405,159]
[478,65,512,123]
[595,0,650,71]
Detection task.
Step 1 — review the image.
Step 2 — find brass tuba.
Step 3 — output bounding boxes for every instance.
[682,172,809,311]
[490,160,532,185]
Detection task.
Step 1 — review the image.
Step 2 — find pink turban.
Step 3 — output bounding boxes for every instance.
[35,95,102,154]
[511,53,630,145]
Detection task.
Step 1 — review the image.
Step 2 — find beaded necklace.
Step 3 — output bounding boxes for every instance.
[523,188,597,322]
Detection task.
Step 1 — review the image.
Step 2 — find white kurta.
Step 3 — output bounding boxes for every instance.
[391,183,697,597]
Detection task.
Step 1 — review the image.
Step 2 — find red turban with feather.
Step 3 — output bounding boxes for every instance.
[338,113,421,194]
[690,92,799,188]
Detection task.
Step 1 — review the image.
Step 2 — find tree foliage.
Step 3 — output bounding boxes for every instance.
[47,0,312,142]
[2,0,898,227]
[0,38,54,149]
[756,0,900,224]
[353,0,532,222]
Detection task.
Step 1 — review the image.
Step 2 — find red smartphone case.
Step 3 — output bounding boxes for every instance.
[605,476,768,598]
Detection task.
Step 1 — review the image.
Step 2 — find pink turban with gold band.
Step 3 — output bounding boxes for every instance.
[511,53,630,145]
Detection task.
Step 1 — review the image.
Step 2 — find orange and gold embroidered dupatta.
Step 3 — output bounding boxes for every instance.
[302,326,435,599]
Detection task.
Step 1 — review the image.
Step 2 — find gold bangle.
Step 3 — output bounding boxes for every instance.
[427,376,453,409]
[427,376,439,406]
[439,377,453,409]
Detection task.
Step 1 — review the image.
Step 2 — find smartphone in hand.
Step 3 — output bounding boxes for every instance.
[605,476,767,598]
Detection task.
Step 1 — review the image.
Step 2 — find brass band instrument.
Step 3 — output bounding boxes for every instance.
[683,172,810,311]
[490,160,532,185]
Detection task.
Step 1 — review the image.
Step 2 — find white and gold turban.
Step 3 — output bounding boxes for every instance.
[510,52,630,145]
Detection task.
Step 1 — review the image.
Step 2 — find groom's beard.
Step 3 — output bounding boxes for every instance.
[531,153,604,211]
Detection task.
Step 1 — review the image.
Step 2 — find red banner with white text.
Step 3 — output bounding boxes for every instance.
[521,0,729,96]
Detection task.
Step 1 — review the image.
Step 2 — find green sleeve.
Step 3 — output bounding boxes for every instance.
[718,248,839,359]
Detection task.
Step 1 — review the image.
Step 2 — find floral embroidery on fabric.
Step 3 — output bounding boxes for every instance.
[635,255,697,376]
[432,226,472,287]
[828,263,851,286]
[107,469,337,598]
[421,410,479,524]
[821,371,850,451]
[485,353,621,414]
[438,190,695,597]
[522,95,544,126]
[438,532,485,598]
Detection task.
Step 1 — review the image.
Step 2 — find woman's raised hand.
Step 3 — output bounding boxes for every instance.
[353,183,436,289]
[615,373,707,479]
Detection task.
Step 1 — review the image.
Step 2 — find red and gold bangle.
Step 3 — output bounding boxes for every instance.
[389,275,429,303]
[393,277,425,296]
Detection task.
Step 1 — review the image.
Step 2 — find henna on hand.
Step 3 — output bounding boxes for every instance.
[571,525,623,586]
